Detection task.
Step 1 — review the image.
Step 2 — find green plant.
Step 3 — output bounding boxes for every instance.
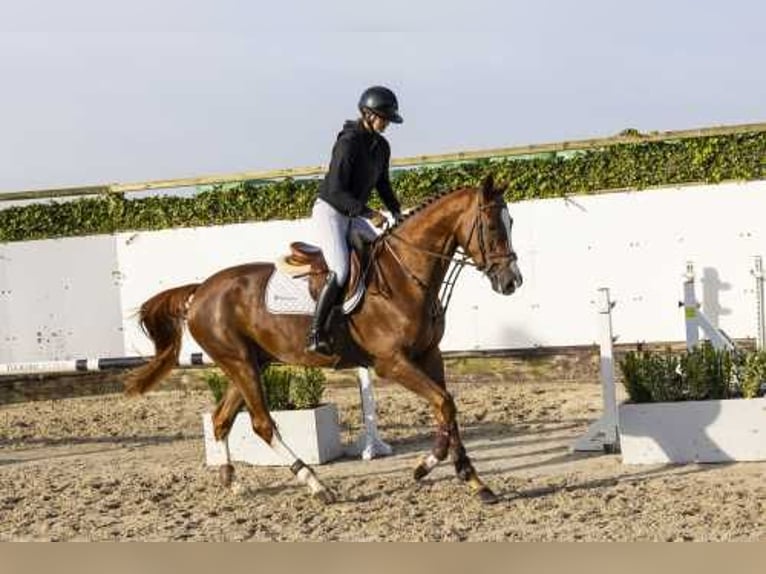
[290,366,326,410]
[679,343,732,400]
[202,366,326,411]
[619,351,658,403]
[740,351,766,398]
[620,348,685,403]
[619,343,738,403]
[262,366,292,411]
[203,369,228,404]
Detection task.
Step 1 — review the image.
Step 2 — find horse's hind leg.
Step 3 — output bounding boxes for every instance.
[212,384,245,486]
[213,383,245,440]
[209,340,336,503]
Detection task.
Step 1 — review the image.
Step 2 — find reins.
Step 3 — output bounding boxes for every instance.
[375,191,518,313]
[378,234,470,315]
[377,199,483,313]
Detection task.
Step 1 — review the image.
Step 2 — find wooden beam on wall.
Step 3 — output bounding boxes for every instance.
[2,121,764,203]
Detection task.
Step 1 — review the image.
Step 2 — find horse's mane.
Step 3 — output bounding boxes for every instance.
[383,186,468,236]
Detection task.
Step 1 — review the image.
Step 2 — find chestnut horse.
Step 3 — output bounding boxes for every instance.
[123,175,522,505]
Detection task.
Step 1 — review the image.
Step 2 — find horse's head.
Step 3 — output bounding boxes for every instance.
[458,175,523,295]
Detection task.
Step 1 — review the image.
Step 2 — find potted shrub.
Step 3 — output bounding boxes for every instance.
[618,343,766,464]
[201,366,343,466]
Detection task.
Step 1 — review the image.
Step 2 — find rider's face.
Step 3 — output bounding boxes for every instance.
[368,112,390,133]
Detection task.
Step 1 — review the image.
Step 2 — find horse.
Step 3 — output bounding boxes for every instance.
[123,174,523,505]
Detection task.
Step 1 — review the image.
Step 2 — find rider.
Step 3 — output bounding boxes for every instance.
[306,85,405,355]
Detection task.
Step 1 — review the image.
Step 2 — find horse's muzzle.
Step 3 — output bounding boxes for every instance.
[489,261,523,295]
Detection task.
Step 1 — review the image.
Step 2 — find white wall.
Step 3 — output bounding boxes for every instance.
[0,235,125,361]
[445,181,765,351]
[2,179,765,362]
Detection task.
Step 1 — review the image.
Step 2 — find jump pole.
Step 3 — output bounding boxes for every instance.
[0,353,211,376]
[572,287,620,453]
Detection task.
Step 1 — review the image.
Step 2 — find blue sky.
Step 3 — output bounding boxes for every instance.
[1,0,764,191]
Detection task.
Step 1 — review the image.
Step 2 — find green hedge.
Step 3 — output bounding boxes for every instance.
[1,131,764,243]
[619,343,766,402]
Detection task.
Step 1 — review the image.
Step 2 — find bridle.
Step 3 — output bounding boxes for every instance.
[380,191,518,311]
[472,194,519,274]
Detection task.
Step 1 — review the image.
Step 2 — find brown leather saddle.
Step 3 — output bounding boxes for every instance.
[276,241,364,303]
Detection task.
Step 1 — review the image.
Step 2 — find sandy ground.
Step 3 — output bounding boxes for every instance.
[1,379,764,541]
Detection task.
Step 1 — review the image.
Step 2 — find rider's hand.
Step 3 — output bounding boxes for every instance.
[368,209,388,228]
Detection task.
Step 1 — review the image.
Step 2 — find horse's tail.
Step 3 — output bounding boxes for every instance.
[123,283,200,396]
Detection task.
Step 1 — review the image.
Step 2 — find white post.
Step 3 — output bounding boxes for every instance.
[572,288,620,453]
[347,367,393,460]
[683,261,700,351]
[753,256,765,351]
[683,261,735,351]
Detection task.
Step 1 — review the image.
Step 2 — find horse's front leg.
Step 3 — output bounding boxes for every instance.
[445,421,498,504]
[413,347,499,505]
[374,351,498,505]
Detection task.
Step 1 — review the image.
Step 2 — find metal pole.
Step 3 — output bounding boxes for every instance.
[753,256,765,350]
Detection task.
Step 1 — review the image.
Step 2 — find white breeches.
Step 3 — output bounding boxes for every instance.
[311,198,378,286]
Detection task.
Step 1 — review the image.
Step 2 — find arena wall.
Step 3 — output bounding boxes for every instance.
[1,180,765,363]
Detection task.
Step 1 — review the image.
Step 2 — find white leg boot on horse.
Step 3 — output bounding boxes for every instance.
[270,432,336,504]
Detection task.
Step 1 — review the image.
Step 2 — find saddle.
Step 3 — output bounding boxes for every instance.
[275,232,369,304]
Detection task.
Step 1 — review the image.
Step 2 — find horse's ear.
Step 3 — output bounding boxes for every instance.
[481,174,495,199]
[481,174,507,199]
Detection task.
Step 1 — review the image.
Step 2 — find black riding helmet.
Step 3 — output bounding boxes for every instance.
[358,86,403,124]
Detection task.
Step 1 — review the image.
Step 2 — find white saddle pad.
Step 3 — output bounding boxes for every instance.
[265,269,365,315]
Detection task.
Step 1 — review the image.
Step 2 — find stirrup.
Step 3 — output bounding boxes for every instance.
[306,329,333,356]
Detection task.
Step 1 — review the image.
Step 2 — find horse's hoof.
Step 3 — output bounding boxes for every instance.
[230,482,251,497]
[314,489,337,505]
[477,487,499,505]
[219,464,234,487]
[413,463,430,482]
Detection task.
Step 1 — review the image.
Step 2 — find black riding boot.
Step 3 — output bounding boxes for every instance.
[306,272,341,355]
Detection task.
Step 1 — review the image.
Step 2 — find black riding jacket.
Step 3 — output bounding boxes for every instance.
[318,120,402,218]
